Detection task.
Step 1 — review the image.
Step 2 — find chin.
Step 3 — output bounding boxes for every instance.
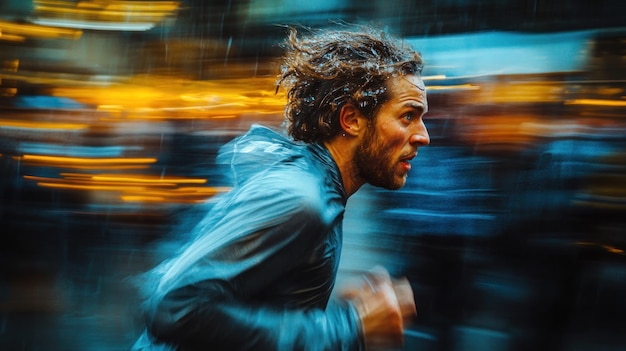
[391,182,406,190]
[380,179,406,191]
[363,170,407,190]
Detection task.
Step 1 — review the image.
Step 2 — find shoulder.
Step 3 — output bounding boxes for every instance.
[239,167,325,217]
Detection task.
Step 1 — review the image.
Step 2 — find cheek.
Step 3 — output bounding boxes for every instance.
[380,125,407,149]
[371,133,403,163]
[371,119,406,154]
[377,120,402,140]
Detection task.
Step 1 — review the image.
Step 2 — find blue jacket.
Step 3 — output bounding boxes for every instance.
[132,125,364,351]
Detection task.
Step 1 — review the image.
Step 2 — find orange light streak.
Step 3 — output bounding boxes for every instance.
[24,175,179,188]
[35,5,175,18]
[120,195,166,202]
[34,0,181,12]
[130,187,230,196]
[17,154,157,165]
[2,59,19,71]
[38,164,151,170]
[35,0,181,12]
[0,33,26,42]
[37,181,148,192]
[0,119,88,130]
[0,20,82,39]
[565,99,626,107]
[24,171,229,204]
[426,84,480,91]
[575,241,625,255]
[50,76,286,121]
[91,174,206,184]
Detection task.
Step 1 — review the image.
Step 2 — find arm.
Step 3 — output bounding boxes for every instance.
[143,181,364,351]
[148,280,363,351]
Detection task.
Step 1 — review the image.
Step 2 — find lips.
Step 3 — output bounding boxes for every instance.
[400,160,411,171]
[399,153,416,171]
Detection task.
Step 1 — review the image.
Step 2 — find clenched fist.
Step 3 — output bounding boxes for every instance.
[340,267,417,350]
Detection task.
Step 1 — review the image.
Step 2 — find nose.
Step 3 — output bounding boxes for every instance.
[409,120,430,146]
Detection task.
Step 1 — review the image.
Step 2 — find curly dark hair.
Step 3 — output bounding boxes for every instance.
[277,25,423,143]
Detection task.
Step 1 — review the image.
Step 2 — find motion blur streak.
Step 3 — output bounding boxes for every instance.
[565,99,626,107]
[90,174,207,184]
[425,84,479,91]
[1,1,626,351]
[51,77,285,120]
[32,0,180,31]
[17,155,158,165]
[0,20,82,40]
[0,119,88,130]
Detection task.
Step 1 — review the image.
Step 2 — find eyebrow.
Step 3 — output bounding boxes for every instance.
[403,102,428,114]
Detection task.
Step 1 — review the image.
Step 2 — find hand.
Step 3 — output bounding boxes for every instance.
[340,267,417,350]
[391,276,417,325]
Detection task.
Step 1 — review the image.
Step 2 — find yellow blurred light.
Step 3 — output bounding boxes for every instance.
[35,5,174,17]
[54,85,168,107]
[0,33,26,42]
[76,1,106,10]
[0,88,18,97]
[91,174,206,184]
[426,84,480,91]
[121,189,228,203]
[35,0,180,12]
[25,174,207,188]
[0,20,82,40]
[32,0,180,31]
[463,82,563,104]
[133,186,231,196]
[102,114,238,121]
[565,99,626,107]
[97,105,124,111]
[37,181,148,192]
[120,195,166,202]
[52,76,286,120]
[0,119,87,130]
[423,75,447,80]
[25,175,162,190]
[138,185,226,198]
[17,154,158,165]
[104,1,180,12]
[23,171,228,204]
[605,245,624,254]
[2,59,19,72]
[47,164,150,170]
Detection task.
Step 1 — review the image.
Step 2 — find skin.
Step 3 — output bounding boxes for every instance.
[325,74,430,196]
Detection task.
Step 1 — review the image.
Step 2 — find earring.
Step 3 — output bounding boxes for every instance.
[341,132,346,137]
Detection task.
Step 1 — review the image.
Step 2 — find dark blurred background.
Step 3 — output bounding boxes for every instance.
[1,1,625,350]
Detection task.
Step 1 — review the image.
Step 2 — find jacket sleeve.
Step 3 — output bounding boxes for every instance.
[147,281,363,351]
[142,177,364,351]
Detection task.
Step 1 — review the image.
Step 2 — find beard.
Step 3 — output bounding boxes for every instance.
[354,127,406,190]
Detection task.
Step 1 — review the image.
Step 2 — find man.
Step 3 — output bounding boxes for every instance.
[132,25,429,351]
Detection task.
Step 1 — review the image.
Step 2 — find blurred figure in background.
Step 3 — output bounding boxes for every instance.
[132,25,429,351]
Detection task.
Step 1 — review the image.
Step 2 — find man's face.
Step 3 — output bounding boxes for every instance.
[355,75,430,190]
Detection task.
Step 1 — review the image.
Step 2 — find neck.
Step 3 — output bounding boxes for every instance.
[323,137,364,197]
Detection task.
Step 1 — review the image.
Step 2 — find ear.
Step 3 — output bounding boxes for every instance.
[339,103,365,136]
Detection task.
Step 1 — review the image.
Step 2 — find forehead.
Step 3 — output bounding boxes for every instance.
[387,74,425,94]
[385,75,427,107]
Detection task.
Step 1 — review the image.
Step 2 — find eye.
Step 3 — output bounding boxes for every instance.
[403,112,414,121]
